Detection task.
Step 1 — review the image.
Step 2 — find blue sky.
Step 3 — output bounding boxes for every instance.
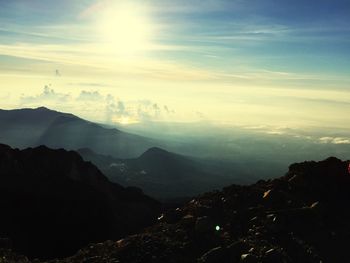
[0,0,350,129]
[1,0,349,75]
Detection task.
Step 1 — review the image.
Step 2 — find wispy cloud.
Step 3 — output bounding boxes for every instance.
[67,82,110,87]
[2,42,347,85]
[319,137,350,145]
[0,43,218,81]
[77,90,104,101]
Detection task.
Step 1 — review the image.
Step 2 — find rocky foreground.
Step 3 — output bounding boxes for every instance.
[1,157,350,263]
[0,144,160,260]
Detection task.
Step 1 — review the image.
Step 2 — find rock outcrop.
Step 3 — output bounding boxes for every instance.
[0,144,160,260]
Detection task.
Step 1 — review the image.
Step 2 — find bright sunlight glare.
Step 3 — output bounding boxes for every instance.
[112,116,139,125]
[96,2,154,56]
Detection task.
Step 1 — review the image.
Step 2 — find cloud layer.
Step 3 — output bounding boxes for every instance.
[20,87,175,125]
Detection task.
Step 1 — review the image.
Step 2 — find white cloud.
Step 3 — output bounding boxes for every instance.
[102,94,175,124]
[319,137,350,144]
[20,86,70,105]
[77,90,104,101]
[17,87,175,125]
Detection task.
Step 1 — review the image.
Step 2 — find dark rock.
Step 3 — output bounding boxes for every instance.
[162,209,183,224]
[228,240,250,262]
[195,216,214,234]
[262,248,287,263]
[0,144,160,260]
[181,214,196,227]
[0,238,12,249]
[0,249,30,263]
[288,174,307,189]
[198,246,228,263]
[265,214,286,234]
[240,253,258,263]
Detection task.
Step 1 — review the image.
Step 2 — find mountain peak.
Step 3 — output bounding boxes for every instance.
[138,147,179,161]
[143,147,169,155]
[35,106,50,111]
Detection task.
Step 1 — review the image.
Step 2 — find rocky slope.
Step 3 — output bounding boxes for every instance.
[0,144,160,260]
[1,157,350,262]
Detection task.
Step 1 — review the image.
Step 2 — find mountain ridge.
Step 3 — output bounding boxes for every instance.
[0,107,158,158]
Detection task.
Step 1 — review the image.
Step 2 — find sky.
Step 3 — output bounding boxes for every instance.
[0,0,350,130]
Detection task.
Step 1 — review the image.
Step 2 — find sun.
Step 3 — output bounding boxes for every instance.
[97,2,153,56]
[112,116,139,125]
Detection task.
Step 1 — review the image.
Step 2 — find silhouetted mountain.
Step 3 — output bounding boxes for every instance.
[78,147,236,200]
[4,157,347,263]
[0,107,158,158]
[0,107,72,148]
[0,144,160,260]
[136,147,196,177]
[0,107,246,199]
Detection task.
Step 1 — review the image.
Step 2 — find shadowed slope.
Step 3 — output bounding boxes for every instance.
[78,147,236,200]
[34,157,350,263]
[0,144,160,260]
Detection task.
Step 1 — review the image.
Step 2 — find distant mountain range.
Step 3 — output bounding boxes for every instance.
[0,143,160,260]
[0,107,158,158]
[0,107,239,200]
[78,147,236,200]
